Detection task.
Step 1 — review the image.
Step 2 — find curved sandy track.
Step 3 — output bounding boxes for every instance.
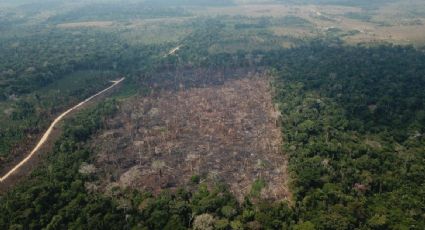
[0,77,125,182]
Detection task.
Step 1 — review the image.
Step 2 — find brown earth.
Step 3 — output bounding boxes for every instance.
[90,76,291,202]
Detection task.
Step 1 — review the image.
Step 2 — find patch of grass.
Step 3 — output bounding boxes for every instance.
[279,16,313,28]
[191,174,201,184]
[250,178,266,197]
[343,12,373,22]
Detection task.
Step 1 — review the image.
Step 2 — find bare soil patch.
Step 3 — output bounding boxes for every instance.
[91,76,290,201]
[56,21,115,28]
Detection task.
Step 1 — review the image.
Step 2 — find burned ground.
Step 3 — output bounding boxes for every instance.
[89,74,290,202]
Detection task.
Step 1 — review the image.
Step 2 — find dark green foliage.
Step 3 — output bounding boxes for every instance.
[0,100,127,230]
[267,43,425,229]
[190,175,201,184]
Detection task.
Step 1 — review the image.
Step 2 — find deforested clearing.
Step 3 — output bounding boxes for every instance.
[91,76,290,202]
[56,21,115,28]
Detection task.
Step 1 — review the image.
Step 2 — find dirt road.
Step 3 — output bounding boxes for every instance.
[0,77,125,183]
[165,45,181,57]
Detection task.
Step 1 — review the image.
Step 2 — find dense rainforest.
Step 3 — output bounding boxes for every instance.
[1,42,424,229]
[268,43,425,229]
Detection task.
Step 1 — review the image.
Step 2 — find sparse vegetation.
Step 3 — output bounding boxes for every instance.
[250,178,266,197]
[190,175,201,184]
[91,76,289,201]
